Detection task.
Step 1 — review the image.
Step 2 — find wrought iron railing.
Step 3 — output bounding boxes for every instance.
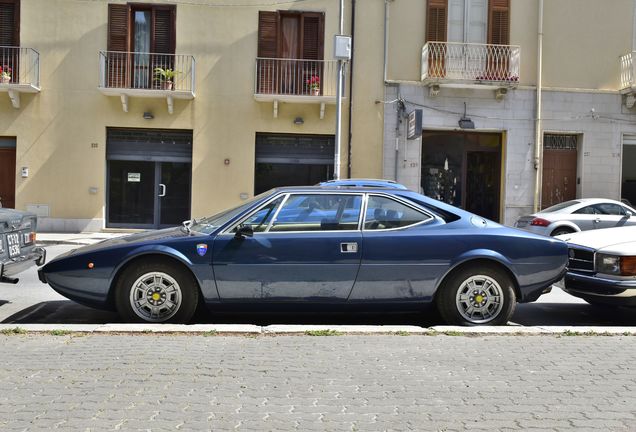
[421,42,520,84]
[99,51,195,92]
[0,46,40,88]
[255,58,338,97]
[620,52,636,89]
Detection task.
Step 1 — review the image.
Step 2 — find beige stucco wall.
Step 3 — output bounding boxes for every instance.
[384,0,634,90]
[1,0,391,226]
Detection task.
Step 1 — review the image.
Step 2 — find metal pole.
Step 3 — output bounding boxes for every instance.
[533,0,544,212]
[334,0,345,180]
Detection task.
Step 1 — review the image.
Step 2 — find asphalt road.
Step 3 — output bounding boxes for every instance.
[1,244,635,327]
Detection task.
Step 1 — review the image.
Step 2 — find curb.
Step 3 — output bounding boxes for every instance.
[1,324,635,335]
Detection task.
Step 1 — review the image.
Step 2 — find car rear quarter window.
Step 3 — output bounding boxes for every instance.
[574,205,597,215]
[364,195,431,230]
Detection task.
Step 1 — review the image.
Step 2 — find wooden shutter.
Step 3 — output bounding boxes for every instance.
[257,11,279,94]
[488,0,509,45]
[301,13,324,60]
[426,0,447,42]
[107,4,129,52]
[0,0,19,46]
[257,11,279,58]
[153,6,175,54]
[107,4,129,88]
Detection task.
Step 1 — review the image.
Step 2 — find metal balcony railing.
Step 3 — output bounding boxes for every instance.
[0,46,40,88]
[99,51,195,93]
[255,58,338,97]
[421,42,520,84]
[620,52,636,89]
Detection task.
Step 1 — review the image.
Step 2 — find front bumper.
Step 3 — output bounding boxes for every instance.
[0,246,46,283]
[563,271,636,300]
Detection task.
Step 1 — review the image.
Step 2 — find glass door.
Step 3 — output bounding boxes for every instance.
[107,161,191,228]
[108,160,156,227]
[132,10,151,89]
[159,162,191,227]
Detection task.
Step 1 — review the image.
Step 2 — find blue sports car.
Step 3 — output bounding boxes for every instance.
[39,186,568,326]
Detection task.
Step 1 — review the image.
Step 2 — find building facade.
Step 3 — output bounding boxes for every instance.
[0,0,384,231]
[383,0,636,226]
[3,0,636,231]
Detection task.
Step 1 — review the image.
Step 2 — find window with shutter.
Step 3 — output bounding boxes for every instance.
[256,10,324,96]
[107,3,176,89]
[488,0,509,45]
[0,0,19,84]
[426,0,447,78]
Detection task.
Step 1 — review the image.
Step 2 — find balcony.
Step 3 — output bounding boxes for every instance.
[98,51,195,114]
[421,42,520,95]
[0,47,40,109]
[254,58,339,119]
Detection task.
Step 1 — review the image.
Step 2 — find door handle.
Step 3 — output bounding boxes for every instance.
[594,218,601,223]
[159,183,166,197]
[340,242,358,253]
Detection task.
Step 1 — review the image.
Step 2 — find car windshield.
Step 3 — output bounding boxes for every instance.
[542,200,581,213]
[189,191,271,234]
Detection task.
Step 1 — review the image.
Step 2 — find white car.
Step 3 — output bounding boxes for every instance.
[557,226,636,307]
[515,198,636,237]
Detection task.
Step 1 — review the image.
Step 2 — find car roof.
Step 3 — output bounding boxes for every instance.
[318,179,408,189]
[272,185,407,193]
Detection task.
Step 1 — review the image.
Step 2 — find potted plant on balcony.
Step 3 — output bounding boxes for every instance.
[0,66,11,84]
[306,75,320,96]
[153,67,180,90]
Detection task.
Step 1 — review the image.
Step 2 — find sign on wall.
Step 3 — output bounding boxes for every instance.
[407,109,422,140]
[127,173,141,182]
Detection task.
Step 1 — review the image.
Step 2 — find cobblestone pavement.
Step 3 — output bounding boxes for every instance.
[1,334,635,431]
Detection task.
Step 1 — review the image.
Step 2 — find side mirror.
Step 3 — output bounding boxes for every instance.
[234,224,254,239]
[627,211,633,219]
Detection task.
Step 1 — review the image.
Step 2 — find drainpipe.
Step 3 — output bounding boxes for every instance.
[346,0,356,179]
[383,0,391,83]
[533,0,544,213]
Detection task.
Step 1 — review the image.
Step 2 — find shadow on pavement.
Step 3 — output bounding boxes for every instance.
[513,302,636,326]
[2,300,635,327]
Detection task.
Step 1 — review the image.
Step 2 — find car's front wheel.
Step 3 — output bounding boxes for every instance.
[436,265,516,326]
[115,258,199,323]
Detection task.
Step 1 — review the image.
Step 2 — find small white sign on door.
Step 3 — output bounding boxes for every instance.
[127,173,141,182]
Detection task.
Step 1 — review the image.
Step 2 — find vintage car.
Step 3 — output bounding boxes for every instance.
[39,186,567,325]
[0,207,46,283]
[558,226,636,306]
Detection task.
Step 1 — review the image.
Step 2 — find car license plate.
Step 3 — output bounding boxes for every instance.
[7,233,20,258]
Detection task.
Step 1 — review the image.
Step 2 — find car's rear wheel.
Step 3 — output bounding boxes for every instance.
[551,227,574,237]
[436,265,516,326]
[115,258,199,323]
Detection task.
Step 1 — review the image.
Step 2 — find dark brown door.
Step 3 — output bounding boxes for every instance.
[486,0,510,80]
[0,147,16,209]
[542,138,578,209]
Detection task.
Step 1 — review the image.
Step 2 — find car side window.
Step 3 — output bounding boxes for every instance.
[574,206,597,215]
[364,195,430,230]
[237,196,285,233]
[593,203,625,216]
[269,194,362,232]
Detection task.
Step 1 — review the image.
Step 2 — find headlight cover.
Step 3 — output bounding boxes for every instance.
[595,253,636,276]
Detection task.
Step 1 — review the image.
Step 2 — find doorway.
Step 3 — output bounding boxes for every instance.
[255,133,334,195]
[541,134,578,209]
[106,129,192,229]
[421,131,502,221]
[0,137,16,209]
[622,134,636,206]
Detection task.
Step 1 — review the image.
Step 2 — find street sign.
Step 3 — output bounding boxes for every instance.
[407,109,422,140]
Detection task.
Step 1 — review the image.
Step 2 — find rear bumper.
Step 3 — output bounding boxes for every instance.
[1,247,46,282]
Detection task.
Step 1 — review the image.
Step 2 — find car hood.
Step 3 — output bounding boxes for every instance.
[62,227,202,256]
[556,226,636,253]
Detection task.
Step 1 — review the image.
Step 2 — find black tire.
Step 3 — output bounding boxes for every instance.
[114,257,199,323]
[436,264,517,326]
[551,227,574,237]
